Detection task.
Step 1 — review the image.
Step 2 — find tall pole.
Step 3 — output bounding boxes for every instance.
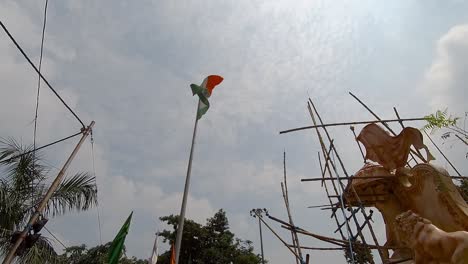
[174,100,200,264]
[251,209,266,264]
[258,217,265,264]
[3,121,95,264]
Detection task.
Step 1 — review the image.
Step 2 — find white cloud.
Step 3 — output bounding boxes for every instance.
[2,1,468,263]
[423,24,468,114]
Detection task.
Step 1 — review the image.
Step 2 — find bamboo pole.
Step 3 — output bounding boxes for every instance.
[317,153,346,240]
[423,130,462,177]
[3,121,95,264]
[350,126,365,162]
[455,134,468,146]
[282,151,303,263]
[393,107,420,167]
[253,211,302,260]
[282,224,407,250]
[301,175,465,182]
[281,183,300,264]
[279,117,426,134]
[289,245,345,251]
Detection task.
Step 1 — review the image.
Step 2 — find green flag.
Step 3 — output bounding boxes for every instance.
[108,212,133,264]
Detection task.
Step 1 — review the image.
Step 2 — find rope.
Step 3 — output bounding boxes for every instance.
[0,20,85,128]
[32,0,49,220]
[91,130,103,244]
[1,131,82,163]
[44,226,67,249]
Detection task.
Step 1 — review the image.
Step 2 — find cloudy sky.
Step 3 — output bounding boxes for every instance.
[0,0,467,263]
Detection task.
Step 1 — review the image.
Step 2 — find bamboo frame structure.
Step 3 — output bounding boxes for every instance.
[253,93,464,264]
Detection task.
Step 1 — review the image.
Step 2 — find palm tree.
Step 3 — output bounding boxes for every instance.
[0,138,98,263]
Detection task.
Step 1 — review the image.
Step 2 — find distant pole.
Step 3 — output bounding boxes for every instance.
[3,121,95,264]
[251,209,266,264]
[259,216,265,264]
[175,100,200,264]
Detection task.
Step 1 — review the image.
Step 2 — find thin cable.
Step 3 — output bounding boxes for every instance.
[44,226,67,249]
[1,131,82,163]
[32,0,49,218]
[91,131,103,244]
[0,20,85,128]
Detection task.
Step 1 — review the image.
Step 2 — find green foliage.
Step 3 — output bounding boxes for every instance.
[57,242,148,264]
[423,109,468,158]
[343,239,374,264]
[157,209,264,264]
[423,109,459,133]
[0,138,98,263]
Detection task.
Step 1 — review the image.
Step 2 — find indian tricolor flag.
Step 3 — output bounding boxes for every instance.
[190,75,224,119]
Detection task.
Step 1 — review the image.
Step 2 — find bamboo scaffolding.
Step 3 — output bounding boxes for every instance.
[309,98,386,262]
[320,140,335,187]
[317,153,347,239]
[334,208,360,233]
[306,103,371,264]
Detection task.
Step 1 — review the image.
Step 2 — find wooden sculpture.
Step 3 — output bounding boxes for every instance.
[395,210,468,264]
[343,125,468,263]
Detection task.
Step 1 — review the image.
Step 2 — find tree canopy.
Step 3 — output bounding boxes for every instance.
[57,242,147,264]
[0,138,98,263]
[157,209,264,264]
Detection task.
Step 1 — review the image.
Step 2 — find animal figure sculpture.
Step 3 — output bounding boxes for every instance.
[395,210,468,264]
[357,124,435,170]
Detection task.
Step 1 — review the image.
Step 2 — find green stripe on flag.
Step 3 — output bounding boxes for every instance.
[190,84,210,120]
[108,212,133,264]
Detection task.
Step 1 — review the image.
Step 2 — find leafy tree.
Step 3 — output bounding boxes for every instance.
[423,110,468,201]
[423,109,468,150]
[157,209,263,264]
[0,138,98,263]
[57,242,148,264]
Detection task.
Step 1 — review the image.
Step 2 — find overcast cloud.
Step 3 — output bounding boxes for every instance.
[0,1,467,263]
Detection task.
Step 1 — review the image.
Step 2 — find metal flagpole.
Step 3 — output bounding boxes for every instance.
[174,99,200,264]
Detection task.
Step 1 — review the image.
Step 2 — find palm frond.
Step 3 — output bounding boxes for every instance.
[0,226,13,256]
[0,180,29,230]
[45,172,98,217]
[19,236,59,264]
[0,138,47,191]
